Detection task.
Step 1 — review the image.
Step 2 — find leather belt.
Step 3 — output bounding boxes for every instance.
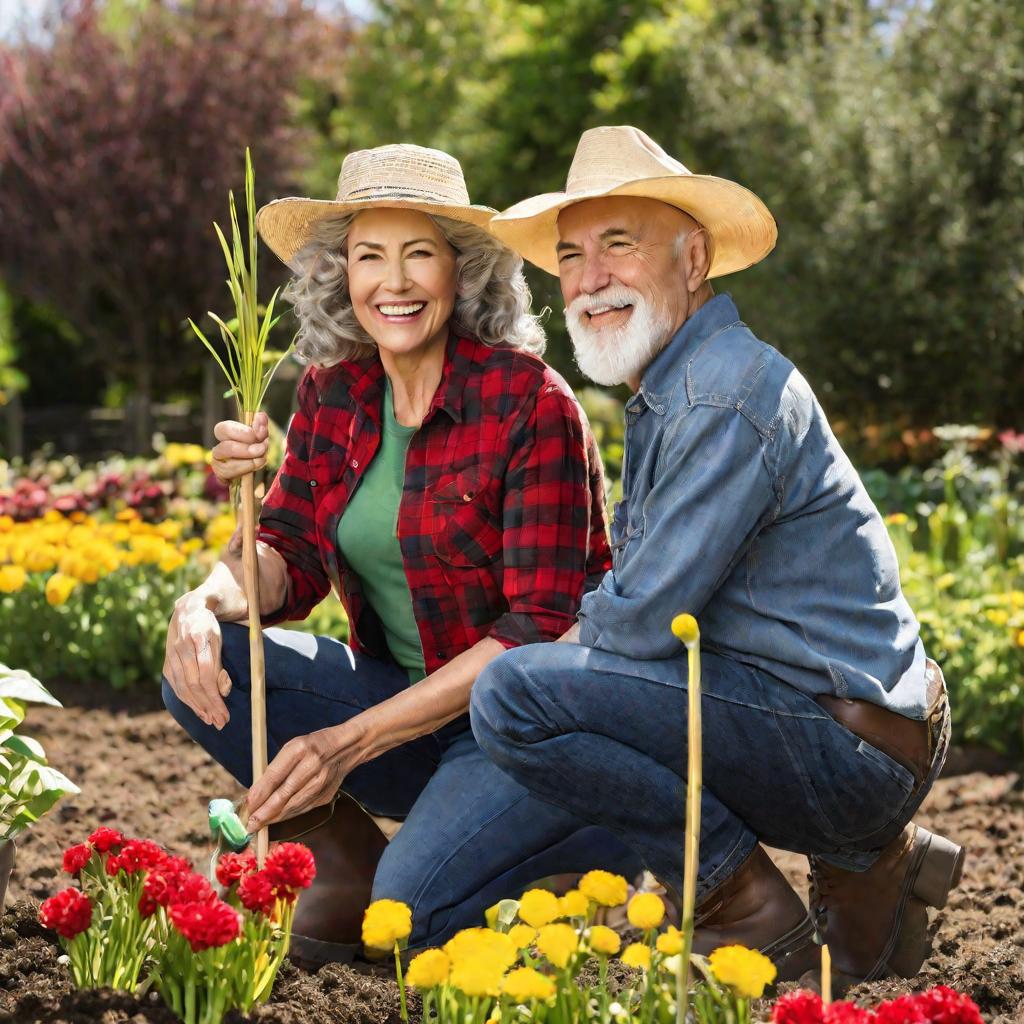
[816,660,945,787]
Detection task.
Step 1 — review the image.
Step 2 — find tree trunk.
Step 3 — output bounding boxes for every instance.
[202,360,227,447]
[4,391,24,460]
[129,330,153,455]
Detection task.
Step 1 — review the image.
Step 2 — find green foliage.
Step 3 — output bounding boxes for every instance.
[316,0,1024,423]
[0,284,27,408]
[0,664,79,841]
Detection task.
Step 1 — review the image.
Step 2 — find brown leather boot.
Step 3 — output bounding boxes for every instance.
[692,845,818,983]
[805,823,965,993]
[269,792,388,969]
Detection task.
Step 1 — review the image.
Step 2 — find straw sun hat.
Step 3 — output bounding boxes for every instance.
[256,144,495,269]
[490,126,777,278]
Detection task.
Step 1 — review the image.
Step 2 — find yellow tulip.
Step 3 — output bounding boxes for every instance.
[0,565,27,593]
[45,572,77,606]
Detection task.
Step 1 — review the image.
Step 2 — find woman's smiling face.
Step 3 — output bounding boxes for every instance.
[346,207,458,358]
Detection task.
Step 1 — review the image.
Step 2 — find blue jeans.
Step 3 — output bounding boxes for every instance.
[471,643,947,904]
[162,623,641,946]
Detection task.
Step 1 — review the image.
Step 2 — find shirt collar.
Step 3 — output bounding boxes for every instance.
[631,293,741,415]
[336,331,475,424]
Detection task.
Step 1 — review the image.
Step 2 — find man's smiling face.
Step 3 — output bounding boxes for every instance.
[555,196,701,388]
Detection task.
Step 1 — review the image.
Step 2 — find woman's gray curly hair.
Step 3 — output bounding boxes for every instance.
[284,213,546,366]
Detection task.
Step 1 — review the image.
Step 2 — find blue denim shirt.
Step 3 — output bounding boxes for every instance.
[577,295,928,718]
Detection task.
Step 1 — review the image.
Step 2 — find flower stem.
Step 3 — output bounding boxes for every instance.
[394,941,408,1023]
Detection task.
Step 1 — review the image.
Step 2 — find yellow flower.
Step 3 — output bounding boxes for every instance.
[935,572,956,591]
[655,926,683,955]
[501,966,556,1003]
[44,572,77,606]
[0,565,27,593]
[587,925,621,956]
[707,945,776,999]
[671,613,699,645]
[23,543,60,573]
[0,515,13,532]
[156,519,183,540]
[405,949,450,989]
[115,508,138,522]
[159,549,187,574]
[885,513,909,526]
[627,893,665,930]
[42,509,63,523]
[444,928,517,970]
[1010,590,1024,609]
[579,870,628,908]
[361,899,412,949]
[620,942,651,971]
[164,442,207,468]
[559,889,590,919]
[205,512,236,550]
[59,551,99,584]
[986,608,1009,626]
[181,538,204,555]
[508,924,537,949]
[449,957,506,997]
[518,888,561,928]
[1016,628,1024,649]
[536,923,578,969]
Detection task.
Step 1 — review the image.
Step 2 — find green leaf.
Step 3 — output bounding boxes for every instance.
[2,735,46,763]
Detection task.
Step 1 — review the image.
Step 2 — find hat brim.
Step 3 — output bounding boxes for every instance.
[490,174,777,278]
[256,196,496,270]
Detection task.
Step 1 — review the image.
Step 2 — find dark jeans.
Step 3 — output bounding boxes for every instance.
[471,642,948,904]
[161,623,641,946]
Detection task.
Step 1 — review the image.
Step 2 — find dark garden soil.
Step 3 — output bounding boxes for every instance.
[2,680,1022,1023]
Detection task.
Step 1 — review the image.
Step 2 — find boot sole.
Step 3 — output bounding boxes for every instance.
[762,914,820,984]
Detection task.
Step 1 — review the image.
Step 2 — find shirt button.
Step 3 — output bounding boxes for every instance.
[435,651,444,660]
[351,459,359,468]
[309,479,317,488]
[462,492,474,502]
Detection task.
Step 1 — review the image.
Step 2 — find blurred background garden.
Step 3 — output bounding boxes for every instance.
[0,0,1021,756]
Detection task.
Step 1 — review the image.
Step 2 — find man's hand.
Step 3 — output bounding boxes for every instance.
[163,593,232,729]
[246,721,369,830]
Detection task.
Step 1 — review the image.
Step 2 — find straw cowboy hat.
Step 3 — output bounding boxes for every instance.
[490,126,777,278]
[256,144,494,269]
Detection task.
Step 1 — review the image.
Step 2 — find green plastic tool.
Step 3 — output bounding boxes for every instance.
[208,798,251,852]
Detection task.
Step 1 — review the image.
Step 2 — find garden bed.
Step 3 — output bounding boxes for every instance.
[2,680,1022,1022]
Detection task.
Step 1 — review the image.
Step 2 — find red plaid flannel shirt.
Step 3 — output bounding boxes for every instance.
[257,334,611,674]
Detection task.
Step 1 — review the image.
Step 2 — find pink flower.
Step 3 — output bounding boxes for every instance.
[40,888,93,939]
[237,870,277,917]
[62,843,93,875]
[168,900,241,952]
[87,827,124,853]
[264,842,316,896]
[215,851,256,888]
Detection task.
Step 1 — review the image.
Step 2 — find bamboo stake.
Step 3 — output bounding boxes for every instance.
[240,411,268,866]
[671,613,702,1024]
[188,150,290,870]
[821,944,832,1006]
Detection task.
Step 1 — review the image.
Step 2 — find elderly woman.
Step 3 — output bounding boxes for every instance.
[162,145,638,962]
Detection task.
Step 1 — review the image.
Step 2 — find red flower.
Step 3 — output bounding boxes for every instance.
[168,899,241,952]
[40,888,93,939]
[237,870,277,917]
[62,843,93,875]
[88,827,124,853]
[913,986,984,1024]
[140,866,214,918]
[106,839,166,876]
[874,995,928,1024]
[824,1004,872,1024]
[264,843,316,896]
[215,851,256,888]
[772,991,824,1024]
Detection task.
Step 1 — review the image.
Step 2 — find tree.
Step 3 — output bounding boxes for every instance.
[0,0,350,451]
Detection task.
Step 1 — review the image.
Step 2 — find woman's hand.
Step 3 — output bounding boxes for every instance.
[163,592,232,729]
[211,411,269,484]
[246,721,370,830]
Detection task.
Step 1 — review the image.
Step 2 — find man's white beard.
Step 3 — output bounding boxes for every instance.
[565,285,673,387]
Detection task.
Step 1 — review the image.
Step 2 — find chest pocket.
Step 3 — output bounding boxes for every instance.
[430,466,503,567]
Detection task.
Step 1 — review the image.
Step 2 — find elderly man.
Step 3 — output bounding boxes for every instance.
[473,126,964,989]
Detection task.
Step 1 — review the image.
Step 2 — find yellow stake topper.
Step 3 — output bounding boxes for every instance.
[188,150,292,866]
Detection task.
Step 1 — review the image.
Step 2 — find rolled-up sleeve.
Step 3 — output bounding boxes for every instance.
[256,370,331,625]
[577,405,776,660]
[488,384,595,648]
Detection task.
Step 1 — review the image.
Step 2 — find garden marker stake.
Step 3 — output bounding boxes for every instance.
[670,613,702,1024]
[187,149,291,867]
[821,943,832,1005]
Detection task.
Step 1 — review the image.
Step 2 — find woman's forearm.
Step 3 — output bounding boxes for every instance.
[342,636,506,766]
[191,540,292,622]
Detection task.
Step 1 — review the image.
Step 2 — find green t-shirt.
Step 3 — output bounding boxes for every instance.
[336,380,427,683]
